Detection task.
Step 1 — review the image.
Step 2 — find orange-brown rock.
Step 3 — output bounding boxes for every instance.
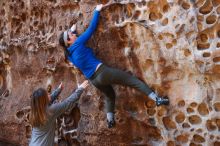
[189,115,202,125]
[182,123,191,129]
[167,140,175,146]
[213,57,220,63]
[198,102,209,116]
[176,134,189,143]
[147,108,156,116]
[0,0,220,145]
[187,107,195,113]
[214,141,220,146]
[216,119,220,129]
[199,33,208,42]
[212,0,220,6]
[193,134,205,143]
[213,102,220,111]
[178,100,185,107]
[197,43,210,50]
[145,100,156,108]
[206,119,217,131]
[157,106,167,117]
[182,2,190,10]
[217,6,220,14]
[175,112,185,123]
[189,143,200,146]
[190,102,198,108]
[196,128,203,133]
[199,0,213,14]
[162,18,168,26]
[210,135,215,140]
[206,15,217,24]
[162,117,176,130]
[203,52,211,57]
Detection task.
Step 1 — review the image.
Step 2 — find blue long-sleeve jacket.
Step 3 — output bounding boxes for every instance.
[67,10,102,79]
[49,86,62,104]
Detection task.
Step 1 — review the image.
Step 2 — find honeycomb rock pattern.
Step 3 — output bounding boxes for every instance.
[0,0,220,146]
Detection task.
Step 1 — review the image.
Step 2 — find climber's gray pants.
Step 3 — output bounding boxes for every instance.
[89,64,153,113]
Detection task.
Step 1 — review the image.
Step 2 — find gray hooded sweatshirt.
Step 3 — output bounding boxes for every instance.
[29,87,84,146]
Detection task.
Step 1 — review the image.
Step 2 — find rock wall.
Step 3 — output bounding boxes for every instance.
[0,0,220,146]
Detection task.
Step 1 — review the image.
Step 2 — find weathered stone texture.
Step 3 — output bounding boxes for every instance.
[0,0,220,146]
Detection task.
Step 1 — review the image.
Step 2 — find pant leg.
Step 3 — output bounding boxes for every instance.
[89,64,153,112]
[90,78,116,113]
[103,66,153,95]
[98,85,116,113]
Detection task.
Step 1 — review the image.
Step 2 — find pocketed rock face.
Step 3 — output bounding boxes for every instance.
[0,0,220,146]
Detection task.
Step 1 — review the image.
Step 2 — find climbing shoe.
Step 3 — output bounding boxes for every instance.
[156,96,169,106]
[107,119,116,128]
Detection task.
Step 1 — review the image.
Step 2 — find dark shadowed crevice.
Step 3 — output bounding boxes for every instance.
[0,140,20,146]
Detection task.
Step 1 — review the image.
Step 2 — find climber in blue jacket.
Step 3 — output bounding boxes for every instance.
[59,4,169,128]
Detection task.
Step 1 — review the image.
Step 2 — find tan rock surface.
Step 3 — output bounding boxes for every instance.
[0,0,220,145]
